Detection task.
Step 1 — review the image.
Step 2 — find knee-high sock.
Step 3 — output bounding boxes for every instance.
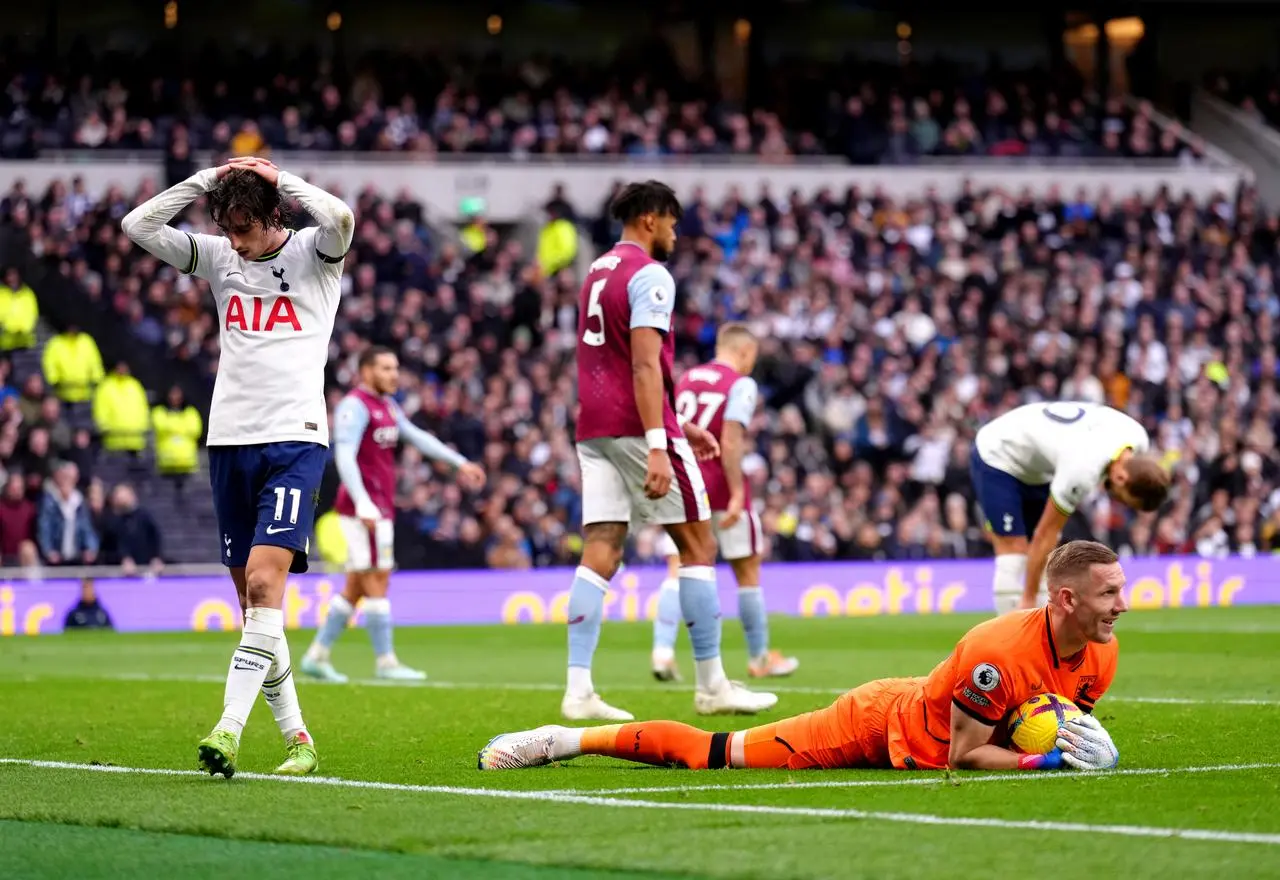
[737,586,768,660]
[557,721,722,770]
[993,553,1029,615]
[651,578,681,658]
[216,606,282,736]
[363,596,397,666]
[307,594,354,661]
[260,630,307,742]
[566,566,610,698]
[679,565,727,691]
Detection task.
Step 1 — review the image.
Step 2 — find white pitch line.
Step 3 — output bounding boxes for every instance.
[550,761,1280,796]
[9,671,1280,707]
[1,758,1277,847]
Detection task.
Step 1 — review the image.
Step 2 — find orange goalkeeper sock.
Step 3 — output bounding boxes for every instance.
[579,721,727,770]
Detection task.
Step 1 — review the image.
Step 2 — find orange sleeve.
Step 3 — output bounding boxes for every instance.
[950,639,1016,727]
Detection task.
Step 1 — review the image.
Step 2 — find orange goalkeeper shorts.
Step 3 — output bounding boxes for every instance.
[731,677,919,770]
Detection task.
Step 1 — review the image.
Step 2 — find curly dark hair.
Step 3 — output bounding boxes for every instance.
[208,168,291,231]
[609,180,682,225]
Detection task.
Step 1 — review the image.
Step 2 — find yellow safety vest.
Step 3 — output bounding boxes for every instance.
[93,375,151,451]
[0,284,38,350]
[152,405,203,474]
[42,333,105,403]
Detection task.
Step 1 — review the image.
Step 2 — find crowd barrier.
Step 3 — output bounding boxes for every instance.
[2,555,1273,635]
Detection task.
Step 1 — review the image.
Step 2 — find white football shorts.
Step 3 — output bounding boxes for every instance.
[338,516,395,572]
[577,436,711,527]
[655,510,763,561]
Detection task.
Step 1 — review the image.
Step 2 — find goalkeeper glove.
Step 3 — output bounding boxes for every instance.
[1055,714,1120,771]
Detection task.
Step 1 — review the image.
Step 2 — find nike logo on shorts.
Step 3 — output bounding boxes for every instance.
[265,525,294,535]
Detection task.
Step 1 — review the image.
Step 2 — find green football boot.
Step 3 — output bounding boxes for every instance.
[197,729,240,779]
[274,731,319,775]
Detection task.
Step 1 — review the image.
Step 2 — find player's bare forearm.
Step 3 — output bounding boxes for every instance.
[949,701,1052,770]
[1025,504,1068,602]
[949,743,1026,770]
[721,422,746,498]
[630,329,666,434]
[276,171,355,258]
[120,169,217,268]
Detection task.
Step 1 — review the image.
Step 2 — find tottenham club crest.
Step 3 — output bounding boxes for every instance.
[971,663,1001,692]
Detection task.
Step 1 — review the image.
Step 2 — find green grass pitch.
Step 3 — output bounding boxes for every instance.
[2,607,1279,879]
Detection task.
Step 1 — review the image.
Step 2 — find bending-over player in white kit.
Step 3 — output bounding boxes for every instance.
[651,323,798,682]
[123,156,354,777]
[970,401,1169,615]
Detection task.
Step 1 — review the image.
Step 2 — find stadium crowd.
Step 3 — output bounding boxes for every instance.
[1,152,1277,570]
[0,45,1207,164]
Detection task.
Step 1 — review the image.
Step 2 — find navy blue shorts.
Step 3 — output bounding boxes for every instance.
[208,441,327,573]
[969,446,1051,539]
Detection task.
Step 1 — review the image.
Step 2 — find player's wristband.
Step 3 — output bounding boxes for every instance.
[1018,747,1065,771]
[645,429,668,452]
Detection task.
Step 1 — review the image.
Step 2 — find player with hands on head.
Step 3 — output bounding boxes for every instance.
[480,540,1125,774]
[301,345,485,684]
[971,402,1169,615]
[122,154,354,778]
[562,179,777,722]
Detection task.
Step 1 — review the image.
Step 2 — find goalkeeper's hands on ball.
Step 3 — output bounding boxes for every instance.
[1054,714,1120,771]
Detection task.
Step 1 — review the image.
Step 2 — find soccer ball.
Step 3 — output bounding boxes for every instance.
[1007,693,1084,754]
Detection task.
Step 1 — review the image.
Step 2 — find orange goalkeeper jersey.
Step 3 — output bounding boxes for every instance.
[886,608,1119,770]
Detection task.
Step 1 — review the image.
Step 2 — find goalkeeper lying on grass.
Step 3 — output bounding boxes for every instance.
[480,540,1122,773]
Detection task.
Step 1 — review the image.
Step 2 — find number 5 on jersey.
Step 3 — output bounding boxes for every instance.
[582,279,607,347]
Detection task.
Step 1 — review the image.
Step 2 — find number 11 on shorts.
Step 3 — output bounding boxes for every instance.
[274,487,302,524]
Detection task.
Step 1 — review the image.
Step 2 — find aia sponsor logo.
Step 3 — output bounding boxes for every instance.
[224,294,301,332]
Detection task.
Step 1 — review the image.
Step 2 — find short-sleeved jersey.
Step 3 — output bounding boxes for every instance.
[190,226,343,447]
[974,402,1150,515]
[333,387,400,519]
[674,360,758,510]
[575,241,682,442]
[891,608,1118,770]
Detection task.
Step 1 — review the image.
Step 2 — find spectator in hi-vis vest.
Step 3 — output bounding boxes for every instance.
[0,267,39,351]
[42,323,104,407]
[152,385,203,491]
[93,361,150,454]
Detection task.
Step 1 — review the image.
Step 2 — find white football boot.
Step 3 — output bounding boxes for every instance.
[651,648,682,682]
[478,725,568,770]
[299,655,349,684]
[375,662,428,681]
[694,679,778,715]
[561,692,634,721]
[748,650,800,679]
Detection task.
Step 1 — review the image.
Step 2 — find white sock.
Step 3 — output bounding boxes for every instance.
[695,656,728,693]
[216,606,283,736]
[566,665,594,699]
[993,553,1029,615]
[556,726,585,760]
[306,594,355,662]
[261,631,307,742]
[652,645,675,663]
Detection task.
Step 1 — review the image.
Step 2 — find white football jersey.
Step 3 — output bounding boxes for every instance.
[190,226,341,446]
[975,402,1150,514]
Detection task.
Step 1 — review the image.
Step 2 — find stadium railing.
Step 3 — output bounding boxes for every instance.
[1189,88,1280,207]
[2,152,1254,223]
